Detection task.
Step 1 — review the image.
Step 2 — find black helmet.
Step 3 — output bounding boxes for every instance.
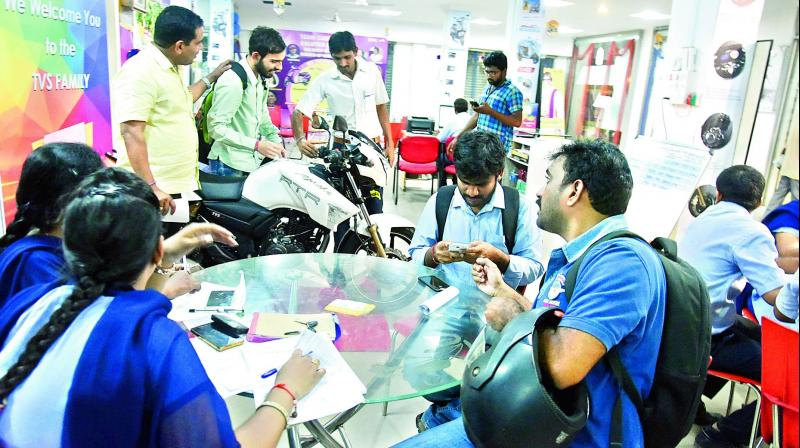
[461,308,589,448]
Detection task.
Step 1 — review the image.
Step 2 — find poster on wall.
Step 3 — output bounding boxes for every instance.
[0,0,111,224]
[539,67,566,134]
[273,29,388,110]
[508,0,544,131]
[208,0,233,66]
[440,10,471,105]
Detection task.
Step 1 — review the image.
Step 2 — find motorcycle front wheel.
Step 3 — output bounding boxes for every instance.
[336,227,415,260]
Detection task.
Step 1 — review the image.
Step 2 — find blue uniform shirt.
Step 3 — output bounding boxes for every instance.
[679,201,787,334]
[409,186,544,289]
[535,215,666,448]
[477,80,523,153]
[0,235,65,307]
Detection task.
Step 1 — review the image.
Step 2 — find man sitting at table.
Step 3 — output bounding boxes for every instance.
[394,139,666,447]
[408,130,543,291]
[407,130,544,430]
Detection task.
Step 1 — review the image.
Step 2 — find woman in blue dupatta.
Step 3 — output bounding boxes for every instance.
[0,143,102,304]
[0,145,226,319]
[0,169,325,447]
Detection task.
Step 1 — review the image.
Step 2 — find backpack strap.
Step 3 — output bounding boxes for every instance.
[562,229,648,447]
[501,186,519,254]
[435,185,519,254]
[435,185,457,242]
[229,61,249,91]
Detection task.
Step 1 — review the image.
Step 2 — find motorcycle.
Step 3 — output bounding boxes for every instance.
[192,115,416,266]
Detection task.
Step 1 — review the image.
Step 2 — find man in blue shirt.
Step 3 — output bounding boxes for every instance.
[447,52,523,155]
[407,130,543,430]
[680,165,787,448]
[409,131,543,290]
[394,139,666,448]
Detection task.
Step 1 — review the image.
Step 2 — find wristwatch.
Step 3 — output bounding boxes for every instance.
[201,76,212,88]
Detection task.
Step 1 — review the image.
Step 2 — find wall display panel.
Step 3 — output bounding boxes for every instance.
[0,0,111,224]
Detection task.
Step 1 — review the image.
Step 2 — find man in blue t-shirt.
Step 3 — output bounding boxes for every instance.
[392,140,666,448]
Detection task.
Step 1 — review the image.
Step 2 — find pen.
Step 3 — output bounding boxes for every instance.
[261,368,278,379]
[189,308,242,313]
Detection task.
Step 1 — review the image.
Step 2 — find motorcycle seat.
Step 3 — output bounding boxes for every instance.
[198,171,245,201]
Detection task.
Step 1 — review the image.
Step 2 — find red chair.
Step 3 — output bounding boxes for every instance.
[268,106,281,127]
[393,135,440,205]
[760,317,799,448]
[707,368,762,447]
[443,136,457,179]
[390,122,405,146]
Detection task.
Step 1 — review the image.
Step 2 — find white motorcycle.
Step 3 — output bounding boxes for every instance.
[193,115,416,266]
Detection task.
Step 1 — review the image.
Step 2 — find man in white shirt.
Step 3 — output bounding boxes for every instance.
[438,99,471,143]
[291,31,394,234]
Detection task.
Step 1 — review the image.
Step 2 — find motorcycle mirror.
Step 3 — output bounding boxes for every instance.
[333,116,348,133]
[317,116,329,131]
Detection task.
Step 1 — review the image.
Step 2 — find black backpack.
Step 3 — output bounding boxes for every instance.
[435,184,520,253]
[196,61,248,164]
[563,230,711,448]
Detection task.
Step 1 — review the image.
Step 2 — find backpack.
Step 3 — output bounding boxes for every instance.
[196,61,248,164]
[435,184,519,253]
[563,230,711,448]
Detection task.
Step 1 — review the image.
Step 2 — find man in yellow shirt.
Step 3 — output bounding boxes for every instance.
[113,6,230,215]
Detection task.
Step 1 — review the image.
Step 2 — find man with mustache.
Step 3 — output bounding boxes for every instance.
[407,130,543,431]
[206,26,287,176]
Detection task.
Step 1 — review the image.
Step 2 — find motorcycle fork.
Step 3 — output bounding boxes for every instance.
[343,171,387,258]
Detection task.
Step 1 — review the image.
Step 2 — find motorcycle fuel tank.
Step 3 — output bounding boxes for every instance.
[242,159,359,230]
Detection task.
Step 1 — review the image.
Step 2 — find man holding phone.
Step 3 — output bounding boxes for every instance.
[446,52,522,158]
[408,131,543,431]
[410,131,543,290]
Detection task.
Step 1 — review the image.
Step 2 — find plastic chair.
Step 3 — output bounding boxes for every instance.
[393,135,440,205]
[759,317,799,448]
[706,368,762,447]
[443,136,457,178]
[268,106,281,127]
[390,122,405,145]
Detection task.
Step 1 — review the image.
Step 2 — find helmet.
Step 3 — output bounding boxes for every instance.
[461,308,589,448]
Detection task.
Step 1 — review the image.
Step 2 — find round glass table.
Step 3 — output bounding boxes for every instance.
[194,253,491,447]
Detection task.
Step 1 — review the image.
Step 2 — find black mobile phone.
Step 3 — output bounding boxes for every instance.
[418,275,450,292]
[191,322,243,351]
[207,290,234,307]
[211,314,249,336]
[469,100,480,108]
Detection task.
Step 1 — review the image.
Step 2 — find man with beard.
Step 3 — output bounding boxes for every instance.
[206,26,286,176]
[447,51,522,157]
[394,139,666,447]
[406,130,543,432]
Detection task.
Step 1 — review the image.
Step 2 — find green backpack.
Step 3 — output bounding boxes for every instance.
[197,62,248,163]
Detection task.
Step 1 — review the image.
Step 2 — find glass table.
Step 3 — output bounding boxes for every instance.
[194,253,491,448]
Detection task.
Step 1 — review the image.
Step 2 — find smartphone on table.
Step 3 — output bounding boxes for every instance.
[418,275,450,292]
[191,322,243,351]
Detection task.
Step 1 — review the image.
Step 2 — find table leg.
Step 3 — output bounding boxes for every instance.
[303,420,344,448]
[300,405,365,448]
[287,426,302,448]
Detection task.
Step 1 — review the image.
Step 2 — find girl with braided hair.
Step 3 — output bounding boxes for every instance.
[0,143,103,303]
[0,168,325,447]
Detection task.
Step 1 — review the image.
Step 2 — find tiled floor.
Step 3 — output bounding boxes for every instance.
[224,174,762,447]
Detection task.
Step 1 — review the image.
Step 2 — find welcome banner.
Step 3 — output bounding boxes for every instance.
[0,0,111,225]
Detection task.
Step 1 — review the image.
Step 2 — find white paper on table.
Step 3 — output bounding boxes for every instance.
[247,331,366,425]
[161,198,190,223]
[191,338,251,398]
[168,274,247,322]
